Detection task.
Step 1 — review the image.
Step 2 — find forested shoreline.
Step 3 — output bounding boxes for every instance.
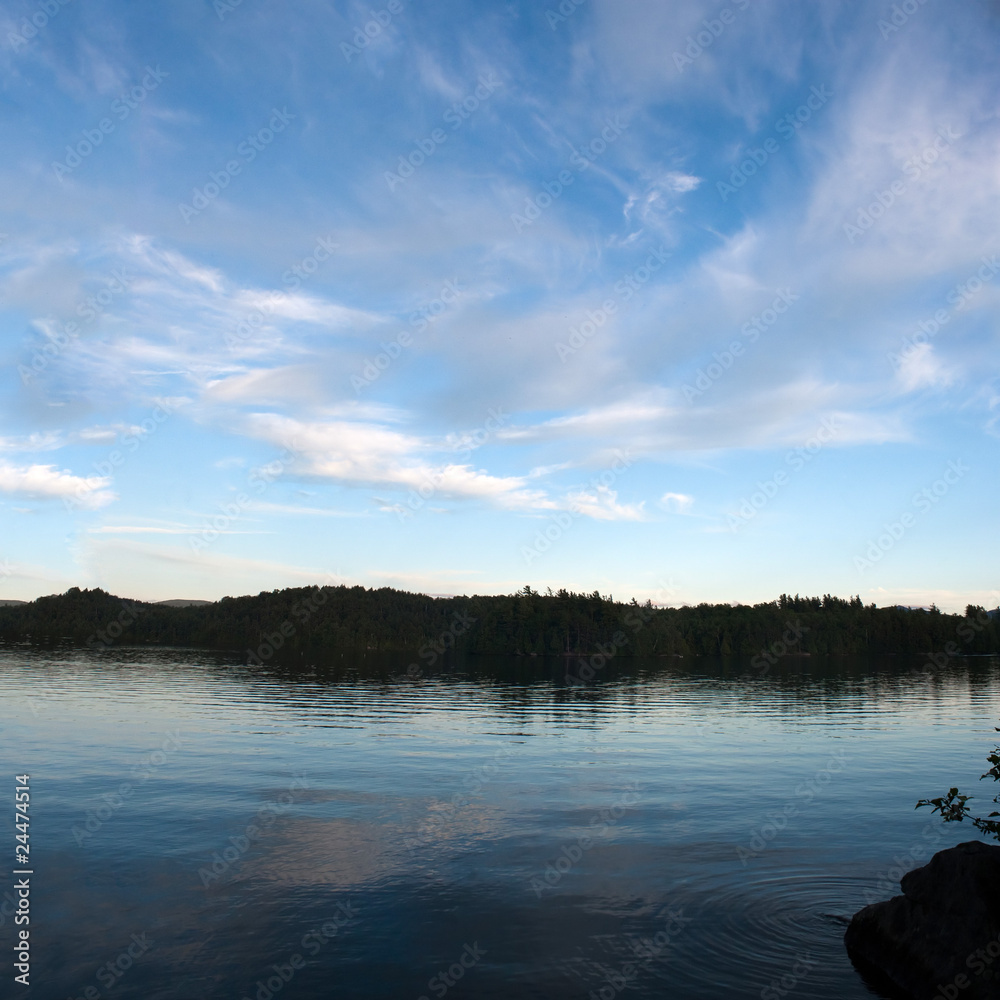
[0,585,997,663]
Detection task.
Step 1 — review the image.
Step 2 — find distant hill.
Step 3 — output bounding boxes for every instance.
[0,585,997,665]
[0,599,27,606]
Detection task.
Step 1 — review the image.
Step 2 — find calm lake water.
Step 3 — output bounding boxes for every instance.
[2,648,999,1000]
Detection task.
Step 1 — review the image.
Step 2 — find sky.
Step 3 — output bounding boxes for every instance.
[0,0,998,610]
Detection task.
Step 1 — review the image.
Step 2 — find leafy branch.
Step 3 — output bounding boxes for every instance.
[916,727,1000,841]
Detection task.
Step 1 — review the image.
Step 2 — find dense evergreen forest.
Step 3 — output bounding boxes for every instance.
[0,585,997,666]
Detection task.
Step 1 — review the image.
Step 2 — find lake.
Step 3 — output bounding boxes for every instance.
[3,647,999,999]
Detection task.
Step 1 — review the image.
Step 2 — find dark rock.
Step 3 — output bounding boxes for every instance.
[845,840,1000,999]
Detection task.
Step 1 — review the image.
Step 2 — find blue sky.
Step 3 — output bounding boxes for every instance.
[1,0,998,609]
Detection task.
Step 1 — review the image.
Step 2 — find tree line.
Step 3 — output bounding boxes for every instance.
[0,585,997,664]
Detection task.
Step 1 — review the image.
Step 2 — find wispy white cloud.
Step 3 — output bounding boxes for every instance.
[0,432,65,453]
[661,491,694,514]
[567,485,645,521]
[0,464,115,509]
[240,411,555,512]
[500,383,908,457]
[87,526,265,535]
[895,343,958,393]
[0,0,996,607]
[80,537,347,600]
[247,501,366,518]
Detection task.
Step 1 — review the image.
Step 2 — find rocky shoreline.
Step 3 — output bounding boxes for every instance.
[845,841,1000,999]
